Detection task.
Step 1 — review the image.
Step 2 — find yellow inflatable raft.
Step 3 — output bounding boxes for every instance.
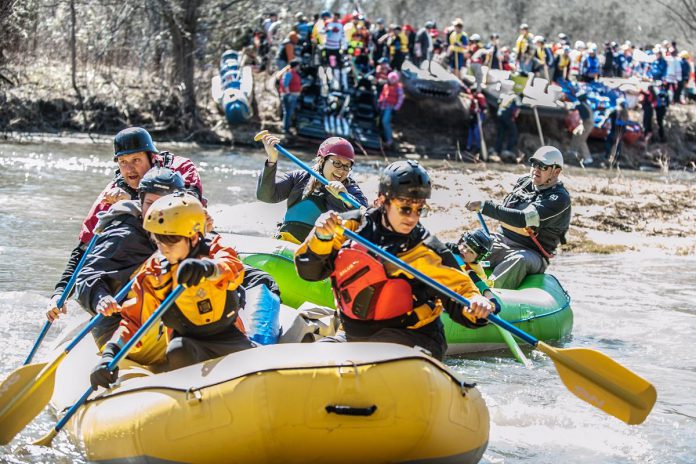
[51,339,489,464]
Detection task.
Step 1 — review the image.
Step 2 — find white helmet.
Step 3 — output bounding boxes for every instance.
[470,33,481,42]
[533,35,545,43]
[574,40,586,50]
[530,146,564,168]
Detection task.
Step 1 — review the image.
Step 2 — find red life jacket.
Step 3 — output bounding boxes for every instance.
[379,83,400,106]
[280,70,302,94]
[331,243,413,320]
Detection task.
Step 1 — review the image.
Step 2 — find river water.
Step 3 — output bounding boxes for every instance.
[0,142,694,463]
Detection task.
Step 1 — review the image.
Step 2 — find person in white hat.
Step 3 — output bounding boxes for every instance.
[465,146,572,289]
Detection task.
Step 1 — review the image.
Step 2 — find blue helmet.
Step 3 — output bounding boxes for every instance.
[114,127,158,159]
[138,167,185,202]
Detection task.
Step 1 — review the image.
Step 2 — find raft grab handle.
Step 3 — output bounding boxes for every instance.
[325,405,378,416]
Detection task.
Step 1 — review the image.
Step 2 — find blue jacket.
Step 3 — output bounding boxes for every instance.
[581,55,600,77]
[681,58,691,82]
[650,57,667,81]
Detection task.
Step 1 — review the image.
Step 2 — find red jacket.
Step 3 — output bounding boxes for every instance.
[78,153,204,244]
[280,69,302,94]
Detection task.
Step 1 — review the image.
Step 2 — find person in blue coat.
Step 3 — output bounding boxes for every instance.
[650,49,667,81]
[257,133,368,244]
[580,46,600,82]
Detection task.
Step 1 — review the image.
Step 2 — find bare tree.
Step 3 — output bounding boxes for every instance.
[156,0,204,128]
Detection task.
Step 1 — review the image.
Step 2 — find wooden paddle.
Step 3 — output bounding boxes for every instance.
[23,233,100,365]
[257,131,657,424]
[0,279,134,445]
[32,284,185,447]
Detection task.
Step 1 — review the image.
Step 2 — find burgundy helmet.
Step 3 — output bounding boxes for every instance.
[317,137,355,161]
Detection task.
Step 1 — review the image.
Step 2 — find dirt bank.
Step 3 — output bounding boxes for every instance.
[4,60,696,171]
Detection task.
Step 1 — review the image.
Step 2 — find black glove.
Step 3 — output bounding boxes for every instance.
[89,343,120,390]
[177,258,216,287]
[442,297,466,317]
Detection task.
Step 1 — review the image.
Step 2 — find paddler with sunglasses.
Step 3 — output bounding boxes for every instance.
[294,160,494,361]
[257,133,368,244]
[465,146,572,290]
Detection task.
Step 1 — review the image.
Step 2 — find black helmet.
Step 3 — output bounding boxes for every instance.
[138,167,185,202]
[378,160,431,200]
[114,127,158,159]
[459,229,493,262]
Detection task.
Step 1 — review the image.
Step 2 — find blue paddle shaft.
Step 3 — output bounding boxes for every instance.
[477,211,491,236]
[56,234,100,308]
[23,322,52,366]
[274,144,362,209]
[23,234,100,365]
[64,279,135,353]
[342,229,539,346]
[52,284,184,435]
[108,285,185,370]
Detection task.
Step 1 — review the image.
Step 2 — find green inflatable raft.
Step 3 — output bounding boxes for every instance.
[224,233,573,354]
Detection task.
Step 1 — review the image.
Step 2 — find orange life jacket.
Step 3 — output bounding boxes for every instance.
[331,243,413,320]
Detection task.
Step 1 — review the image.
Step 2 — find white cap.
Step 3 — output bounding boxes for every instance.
[530,146,564,168]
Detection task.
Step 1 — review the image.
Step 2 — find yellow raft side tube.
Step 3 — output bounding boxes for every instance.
[67,343,489,464]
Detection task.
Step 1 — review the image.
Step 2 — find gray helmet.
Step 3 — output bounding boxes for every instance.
[114,127,158,160]
[378,160,431,200]
[138,167,185,202]
[529,146,564,168]
[459,229,493,262]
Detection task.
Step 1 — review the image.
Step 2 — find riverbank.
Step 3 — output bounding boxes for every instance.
[4,60,696,169]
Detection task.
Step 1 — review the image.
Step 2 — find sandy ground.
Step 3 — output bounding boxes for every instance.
[215,159,696,256]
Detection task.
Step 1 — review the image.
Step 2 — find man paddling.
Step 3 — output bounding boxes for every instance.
[294,160,493,360]
[46,127,204,321]
[465,146,572,289]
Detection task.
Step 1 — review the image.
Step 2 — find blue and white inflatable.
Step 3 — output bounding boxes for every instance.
[211,50,254,126]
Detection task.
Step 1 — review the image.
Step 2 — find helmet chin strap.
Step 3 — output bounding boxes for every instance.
[379,201,409,235]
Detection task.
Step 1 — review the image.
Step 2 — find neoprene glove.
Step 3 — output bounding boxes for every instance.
[177,258,216,287]
[90,343,120,390]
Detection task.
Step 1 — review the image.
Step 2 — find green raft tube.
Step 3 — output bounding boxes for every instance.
[224,233,573,355]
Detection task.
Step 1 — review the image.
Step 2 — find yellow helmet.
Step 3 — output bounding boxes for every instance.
[143,193,206,238]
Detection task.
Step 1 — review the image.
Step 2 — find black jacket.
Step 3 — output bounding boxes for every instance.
[75,200,155,313]
[483,175,571,254]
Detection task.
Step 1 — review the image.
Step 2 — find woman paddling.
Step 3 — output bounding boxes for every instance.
[257,133,368,244]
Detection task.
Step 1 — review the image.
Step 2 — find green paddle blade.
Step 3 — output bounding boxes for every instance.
[538,342,657,425]
[0,352,66,445]
[494,324,531,368]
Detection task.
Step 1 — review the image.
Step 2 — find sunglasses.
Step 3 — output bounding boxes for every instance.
[329,159,353,171]
[530,161,552,171]
[391,198,430,217]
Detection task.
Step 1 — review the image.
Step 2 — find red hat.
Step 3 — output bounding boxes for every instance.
[317,137,355,161]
